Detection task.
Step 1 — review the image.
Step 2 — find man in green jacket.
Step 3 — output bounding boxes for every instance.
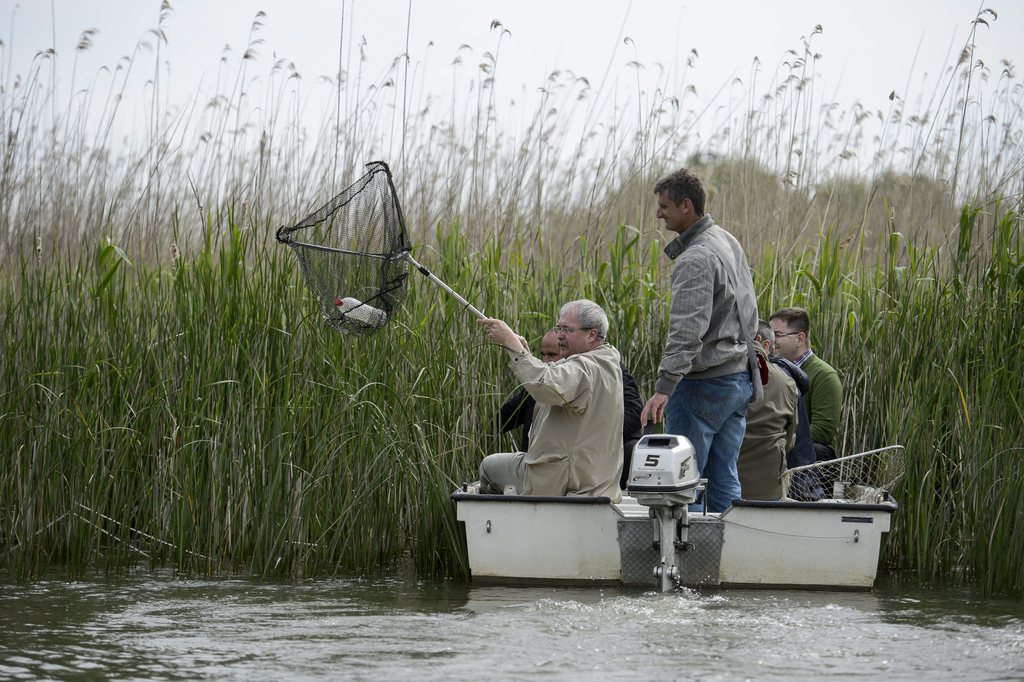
[770,307,842,461]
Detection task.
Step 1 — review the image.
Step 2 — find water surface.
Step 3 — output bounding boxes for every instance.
[1,575,1021,680]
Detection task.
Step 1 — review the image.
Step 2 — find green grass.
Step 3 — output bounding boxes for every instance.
[2,210,1021,593]
[1,5,1022,594]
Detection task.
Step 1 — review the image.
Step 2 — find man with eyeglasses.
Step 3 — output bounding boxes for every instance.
[640,168,763,513]
[769,307,843,462]
[756,319,826,500]
[496,330,645,489]
[477,299,625,501]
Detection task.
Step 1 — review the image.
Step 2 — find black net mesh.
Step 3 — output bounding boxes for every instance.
[276,161,411,336]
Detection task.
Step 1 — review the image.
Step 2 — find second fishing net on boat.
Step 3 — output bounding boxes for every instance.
[782,445,906,503]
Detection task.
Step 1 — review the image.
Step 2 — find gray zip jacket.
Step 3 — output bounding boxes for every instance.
[655,215,763,402]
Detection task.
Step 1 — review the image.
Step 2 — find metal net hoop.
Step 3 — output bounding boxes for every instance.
[782,445,906,502]
[276,161,411,336]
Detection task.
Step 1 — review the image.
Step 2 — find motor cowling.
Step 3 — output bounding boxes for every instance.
[627,434,702,508]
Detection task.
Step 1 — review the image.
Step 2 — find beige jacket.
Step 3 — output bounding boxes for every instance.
[504,343,624,502]
[737,346,799,500]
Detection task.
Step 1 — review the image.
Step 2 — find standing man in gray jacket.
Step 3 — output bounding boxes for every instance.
[641,168,762,513]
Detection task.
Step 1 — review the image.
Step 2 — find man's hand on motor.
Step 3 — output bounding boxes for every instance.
[640,392,669,428]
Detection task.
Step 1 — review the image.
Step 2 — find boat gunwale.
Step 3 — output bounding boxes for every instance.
[451,493,897,514]
[451,492,613,504]
[726,498,898,513]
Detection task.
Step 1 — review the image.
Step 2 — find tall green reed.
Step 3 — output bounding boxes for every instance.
[760,203,1023,593]
[3,204,1020,592]
[2,3,1022,593]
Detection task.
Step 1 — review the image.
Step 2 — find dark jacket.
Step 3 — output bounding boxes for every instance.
[771,356,825,500]
[498,388,535,452]
[498,362,644,488]
[770,357,814,467]
[619,365,644,488]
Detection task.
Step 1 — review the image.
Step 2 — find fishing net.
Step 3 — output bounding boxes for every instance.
[782,445,906,503]
[276,161,410,335]
[277,161,483,335]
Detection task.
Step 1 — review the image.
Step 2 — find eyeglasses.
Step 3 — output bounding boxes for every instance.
[550,325,593,336]
[774,331,802,338]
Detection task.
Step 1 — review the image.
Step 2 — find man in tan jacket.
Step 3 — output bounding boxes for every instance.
[477,299,624,501]
[737,321,800,500]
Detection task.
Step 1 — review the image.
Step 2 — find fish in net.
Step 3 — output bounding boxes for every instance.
[276,161,483,335]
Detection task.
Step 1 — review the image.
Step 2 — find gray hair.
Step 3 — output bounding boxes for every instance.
[560,299,609,340]
[756,318,775,355]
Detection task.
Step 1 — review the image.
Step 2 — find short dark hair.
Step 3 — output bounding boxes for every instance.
[654,168,706,215]
[770,307,810,334]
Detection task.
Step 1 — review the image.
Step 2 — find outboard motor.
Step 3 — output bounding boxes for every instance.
[627,434,704,592]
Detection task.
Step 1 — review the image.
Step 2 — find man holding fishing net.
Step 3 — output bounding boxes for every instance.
[496,330,646,489]
[477,300,625,502]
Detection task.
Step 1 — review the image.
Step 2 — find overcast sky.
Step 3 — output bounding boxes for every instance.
[3,0,1021,168]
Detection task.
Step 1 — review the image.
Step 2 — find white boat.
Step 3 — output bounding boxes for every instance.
[453,437,904,591]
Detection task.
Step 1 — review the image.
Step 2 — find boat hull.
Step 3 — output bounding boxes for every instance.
[453,492,896,590]
[718,500,893,589]
[454,494,623,583]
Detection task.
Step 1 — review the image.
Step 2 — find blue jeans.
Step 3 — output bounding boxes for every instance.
[665,371,752,513]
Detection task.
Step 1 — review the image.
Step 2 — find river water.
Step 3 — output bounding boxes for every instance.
[1,574,1021,680]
